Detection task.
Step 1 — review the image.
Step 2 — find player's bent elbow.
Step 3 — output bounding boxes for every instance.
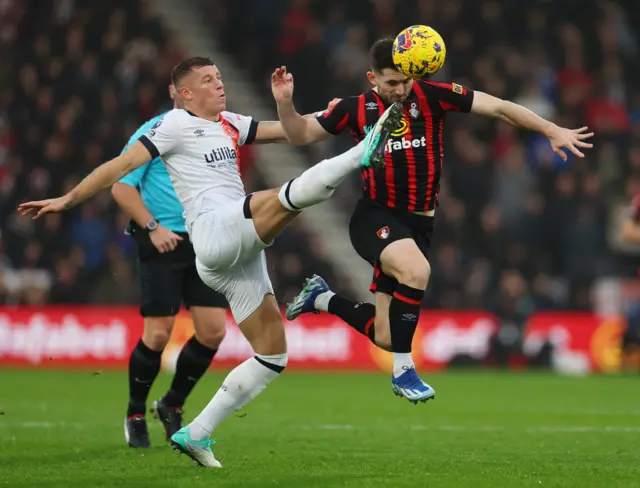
[110,182,129,201]
[286,129,314,146]
[110,183,122,197]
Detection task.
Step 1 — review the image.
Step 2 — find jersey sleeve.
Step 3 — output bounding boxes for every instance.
[422,81,474,113]
[220,111,259,145]
[315,98,353,135]
[137,110,182,158]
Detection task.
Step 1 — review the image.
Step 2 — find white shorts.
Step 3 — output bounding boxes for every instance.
[192,196,274,324]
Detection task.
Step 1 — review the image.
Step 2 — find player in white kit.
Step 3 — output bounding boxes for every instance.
[18,57,403,467]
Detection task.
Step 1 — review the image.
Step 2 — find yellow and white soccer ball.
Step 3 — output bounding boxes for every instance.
[392,25,447,79]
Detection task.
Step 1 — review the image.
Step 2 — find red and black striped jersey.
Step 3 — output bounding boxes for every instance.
[317,81,474,212]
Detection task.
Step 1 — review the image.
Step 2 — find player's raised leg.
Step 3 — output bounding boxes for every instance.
[244,101,402,250]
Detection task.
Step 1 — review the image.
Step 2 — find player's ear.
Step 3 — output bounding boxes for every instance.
[179,85,191,101]
[367,71,377,86]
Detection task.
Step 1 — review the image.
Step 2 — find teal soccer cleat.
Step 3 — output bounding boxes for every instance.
[359,102,403,169]
[171,426,222,468]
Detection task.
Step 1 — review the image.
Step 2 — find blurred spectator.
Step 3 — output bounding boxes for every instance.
[489,269,536,366]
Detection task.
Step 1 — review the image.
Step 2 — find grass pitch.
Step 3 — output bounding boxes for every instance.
[0,370,638,487]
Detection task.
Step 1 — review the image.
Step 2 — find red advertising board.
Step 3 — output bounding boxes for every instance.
[522,312,625,374]
[0,306,624,373]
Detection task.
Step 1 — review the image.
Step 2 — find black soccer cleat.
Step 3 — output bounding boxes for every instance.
[124,414,151,448]
[151,398,183,441]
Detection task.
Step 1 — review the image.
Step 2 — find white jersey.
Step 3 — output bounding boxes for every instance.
[138,108,257,230]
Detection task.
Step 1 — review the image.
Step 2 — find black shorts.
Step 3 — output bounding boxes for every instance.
[131,224,228,317]
[348,197,435,295]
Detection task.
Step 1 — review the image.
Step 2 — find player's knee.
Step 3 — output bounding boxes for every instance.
[398,261,430,289]
[195,325,226,350]
[256,314,287,356]
[380,240,431,289]
[142,316,175,350]
[240,295,288,356]
[192,307,228,349]
[386,256,430,290]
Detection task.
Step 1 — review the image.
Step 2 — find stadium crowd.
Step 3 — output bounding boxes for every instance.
[0,0,337,306]
[206,0,640,312]
[3,0,640,315]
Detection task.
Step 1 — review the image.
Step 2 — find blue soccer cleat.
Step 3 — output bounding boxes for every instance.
[171,426,222,468]
[392,367,436,404]
[359,102,403,169]
[285,274,330,321]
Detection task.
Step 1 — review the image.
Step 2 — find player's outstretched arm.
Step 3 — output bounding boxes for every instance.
[18,141,152,219]
[253,100,340,145]
[471,91,594,161]
[271,66,333,145]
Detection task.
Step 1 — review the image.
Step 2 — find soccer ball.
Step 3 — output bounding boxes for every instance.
[392,25,447,79]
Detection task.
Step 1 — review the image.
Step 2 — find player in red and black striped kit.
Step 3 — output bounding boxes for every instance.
[274,38,594,402]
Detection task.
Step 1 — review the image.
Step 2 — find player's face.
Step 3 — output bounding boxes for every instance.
[181,65,226,114]
[369,68,413,103]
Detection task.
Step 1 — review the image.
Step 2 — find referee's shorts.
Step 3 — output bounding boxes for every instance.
[129,223,228,317]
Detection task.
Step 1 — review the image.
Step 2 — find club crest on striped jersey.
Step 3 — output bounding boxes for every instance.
[409,102,420,119]
[377,226,390,239]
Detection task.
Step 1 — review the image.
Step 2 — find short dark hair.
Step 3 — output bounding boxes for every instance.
[369,39,397,73]
[171,56,214,86]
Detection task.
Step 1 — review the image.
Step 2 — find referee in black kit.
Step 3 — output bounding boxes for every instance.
[112,86,227,448]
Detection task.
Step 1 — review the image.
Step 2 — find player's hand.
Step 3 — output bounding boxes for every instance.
[149,225,183,253]
[547,126,594,161]
[17,195,73,219]
[271,66,294,103]
[327,98,342,111]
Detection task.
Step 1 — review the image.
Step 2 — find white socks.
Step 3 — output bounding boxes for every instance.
[189,353,288,440]
[278,144,362,211]
[393,353,415,378]
[313,291,335,312]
